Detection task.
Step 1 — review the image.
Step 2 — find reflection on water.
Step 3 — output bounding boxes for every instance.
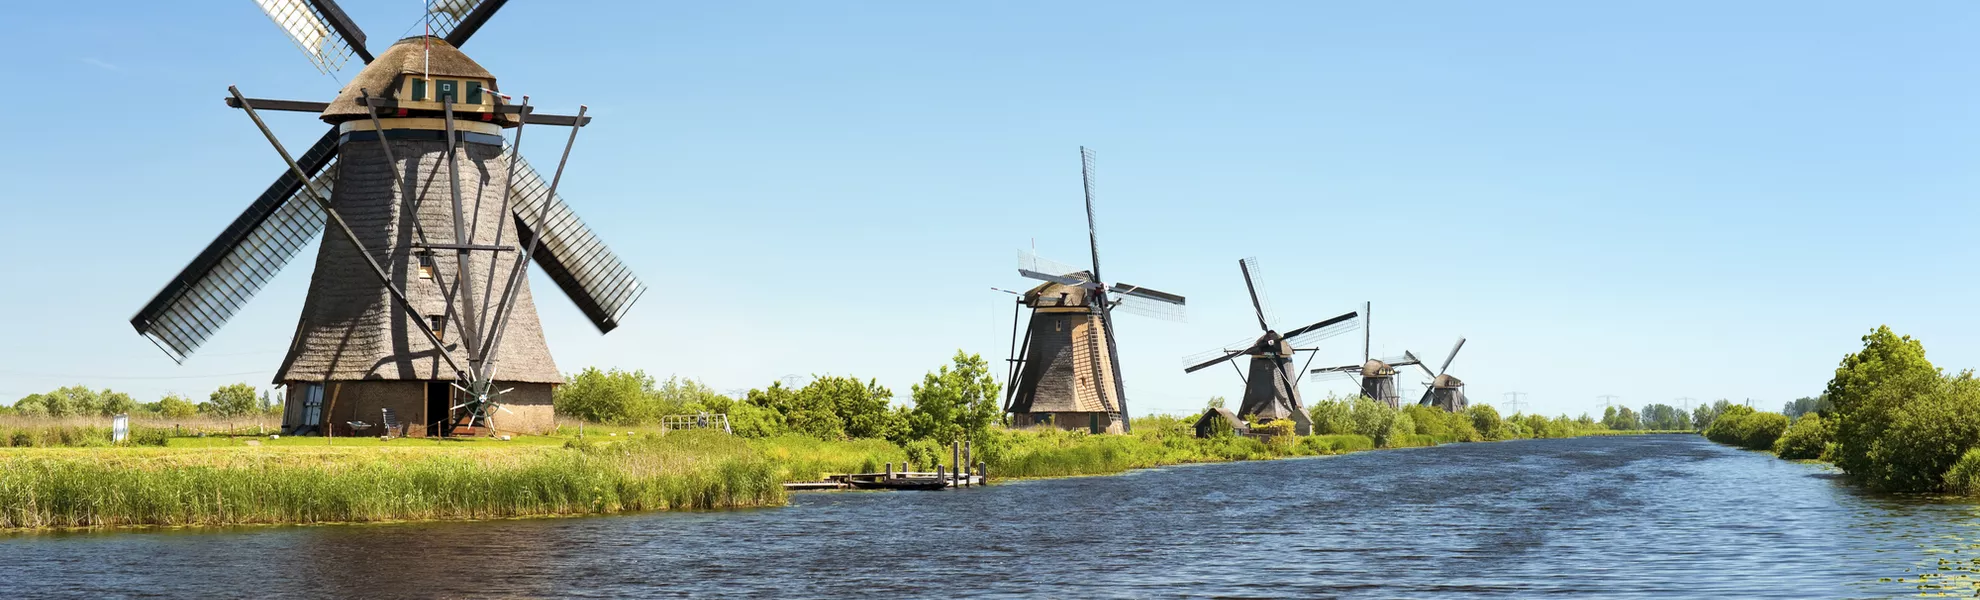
[2,436,1975,598]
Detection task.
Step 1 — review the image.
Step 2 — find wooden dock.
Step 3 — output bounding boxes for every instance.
[781,470,988,491]
[783,447,989,492]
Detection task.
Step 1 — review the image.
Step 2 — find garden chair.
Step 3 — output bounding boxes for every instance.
[380,408,402,439]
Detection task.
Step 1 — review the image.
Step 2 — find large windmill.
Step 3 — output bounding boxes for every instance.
[1182,258,1358,435]
[129,0,645,436]
[1413,338,1469,411]
[998,147,1185,435]
[1308,302,1422,408]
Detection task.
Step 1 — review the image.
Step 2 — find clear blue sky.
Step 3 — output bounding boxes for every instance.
[1,1,1976,418]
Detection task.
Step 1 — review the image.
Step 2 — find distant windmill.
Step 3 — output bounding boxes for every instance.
[998,147,1186,435]
[1308,301,1421,408]
[1182,258,1358,434]
[1411,338,1468,411]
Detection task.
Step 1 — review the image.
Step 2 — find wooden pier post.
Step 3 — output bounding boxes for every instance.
[936,464,945,485]
[963,440,972,488]
[978,461,987,485]
[885,462,893,479]
[951,441,961,487]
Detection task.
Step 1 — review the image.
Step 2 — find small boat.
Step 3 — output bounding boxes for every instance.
[844,474,950,491]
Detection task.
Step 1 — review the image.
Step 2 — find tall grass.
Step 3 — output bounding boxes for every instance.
[980,416,1376,479]
[0,431,786,529]
[0,415,277,448]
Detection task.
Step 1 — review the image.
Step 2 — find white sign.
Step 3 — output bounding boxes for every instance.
[112,413,129,443]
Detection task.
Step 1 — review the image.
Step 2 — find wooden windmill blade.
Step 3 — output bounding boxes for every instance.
[1110,283,1185,322]
[426,0,510,48]
[1017,250,1099,289]
[1438,337,1467,375]
[1181,337,1254,373]
[1281,310,1359,349]
[254,0,373,73]
[504,146,648,333]
[1237,256,1276,331]
[129,130,342,363]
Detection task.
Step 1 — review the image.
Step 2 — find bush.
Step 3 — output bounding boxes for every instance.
[1704,405,1788,450]
[1468,405,1505,440]
[1772,413,1830,460]
[1857,379,1980,492]
[1943,447,1980,495]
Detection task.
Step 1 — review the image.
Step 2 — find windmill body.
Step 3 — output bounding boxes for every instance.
[1236,333,1312,433]
[1006,276,1126,434]
[1359,359,1400,408]
[1423,374,1468,412]
[131,3,646,437]
[1412,338,1469,412]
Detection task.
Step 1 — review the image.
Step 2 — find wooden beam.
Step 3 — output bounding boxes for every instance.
[223,97,328,113]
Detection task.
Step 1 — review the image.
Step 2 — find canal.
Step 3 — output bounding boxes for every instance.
[3,435,1973,598]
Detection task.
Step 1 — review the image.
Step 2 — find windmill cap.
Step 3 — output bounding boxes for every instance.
[1433,374,1464,388]
[319,36,515,126]
[1362,359,1394,377]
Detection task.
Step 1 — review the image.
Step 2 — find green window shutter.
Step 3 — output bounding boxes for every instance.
[411,78,426,101]
[437,80,458,102]
[465,81,482,105]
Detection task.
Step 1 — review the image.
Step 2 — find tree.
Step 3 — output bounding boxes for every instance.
[100,391,136,416]
[1773,412,1830,460]
[12,393,47,417]
[1825,326,1940,479]
[206,383,258,417]
[1468,404,1504,439]
[556,367,657,424]
[898,351,1000,446]
[1782,395,1829,419]
[156,394,198,418]
[1307,395,1354,435]
[1205,396,1226,410]
[38,386,102,417]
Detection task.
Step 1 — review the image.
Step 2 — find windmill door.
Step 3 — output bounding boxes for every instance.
[426,382,452,437]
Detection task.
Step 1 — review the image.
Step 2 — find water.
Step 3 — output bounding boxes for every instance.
[4,435,1976,598]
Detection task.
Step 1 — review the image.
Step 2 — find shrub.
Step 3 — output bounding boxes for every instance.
[1773,413,1830,460]
[1857,379,1980,492]
[1943,447,1980,495]
[1704,405,1788,450]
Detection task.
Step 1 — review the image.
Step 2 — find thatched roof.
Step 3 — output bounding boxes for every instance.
[1432,374,1464,388]
[1362,358,1395,377]
[1023,272,1096,308]
[320,36,513,126]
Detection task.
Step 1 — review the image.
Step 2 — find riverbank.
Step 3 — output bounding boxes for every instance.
[0,414,1674,530]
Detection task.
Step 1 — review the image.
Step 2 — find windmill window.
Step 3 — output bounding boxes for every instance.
[416,251,435,280]
[465,81,483,105]
[411,78,426,101]
[437,80,459,102]
[430,316,447,343]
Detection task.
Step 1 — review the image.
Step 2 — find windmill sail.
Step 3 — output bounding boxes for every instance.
[131,130,341,362]
[254,0,367,72]
[504,147,646,332]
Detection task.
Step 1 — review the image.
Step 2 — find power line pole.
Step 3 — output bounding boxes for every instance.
[1503,391,1528,415]
[1675,397,1696,412]
[1598,394,1621,410]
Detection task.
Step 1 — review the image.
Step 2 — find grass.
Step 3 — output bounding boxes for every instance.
[0,431,785,529]
[0,413,1655,530]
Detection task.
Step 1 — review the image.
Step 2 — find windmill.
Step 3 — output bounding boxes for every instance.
[1411,338,1468,411]
[129,0,645,437]
[998,147,1185,435]
[1307,301,1422,408]
[1182,258,1358,435]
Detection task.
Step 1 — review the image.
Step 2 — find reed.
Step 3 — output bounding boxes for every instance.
[0,431,787,529]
